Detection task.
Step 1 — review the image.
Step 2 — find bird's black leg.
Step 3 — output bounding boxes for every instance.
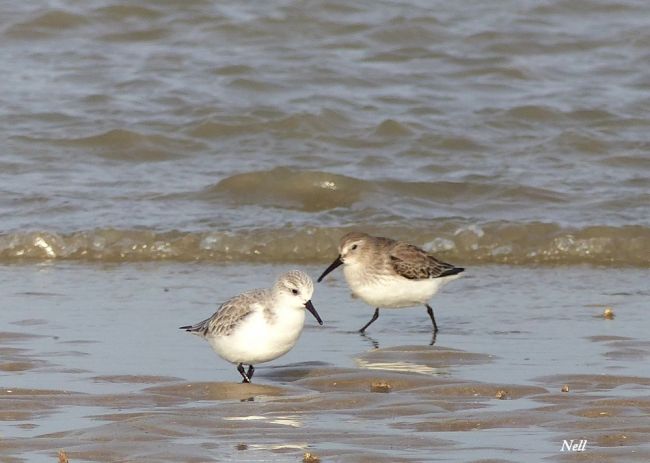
[246,365,255,381]
[237,363,251,383]
[426,304,439,333]
[359,308,380,333]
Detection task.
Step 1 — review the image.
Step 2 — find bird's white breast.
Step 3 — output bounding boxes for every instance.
[209,303,306,365]
[343,262,460,308]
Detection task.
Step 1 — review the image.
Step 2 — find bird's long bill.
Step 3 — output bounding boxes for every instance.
[304,300,324,325]
[317,255,343,282]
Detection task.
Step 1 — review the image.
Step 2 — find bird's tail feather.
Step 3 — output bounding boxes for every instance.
[179,317,211,336]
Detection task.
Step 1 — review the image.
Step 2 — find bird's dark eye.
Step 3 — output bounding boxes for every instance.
[291,289,299,295]
[351,244,358,250]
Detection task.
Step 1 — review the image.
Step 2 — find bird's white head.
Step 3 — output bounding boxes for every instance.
[273,270,322,325]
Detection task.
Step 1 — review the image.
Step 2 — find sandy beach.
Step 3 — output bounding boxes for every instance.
[1,263,648,462]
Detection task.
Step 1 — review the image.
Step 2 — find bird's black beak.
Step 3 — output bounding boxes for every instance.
[304,300,323,325]
[317,255,343,282]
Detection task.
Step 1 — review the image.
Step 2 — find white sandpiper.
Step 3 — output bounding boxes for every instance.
[180,270,323,383]
[317,232,463,334]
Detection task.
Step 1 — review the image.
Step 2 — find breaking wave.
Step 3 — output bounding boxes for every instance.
[1,223,647,266]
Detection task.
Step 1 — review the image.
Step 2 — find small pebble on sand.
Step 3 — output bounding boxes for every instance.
[303,452,321,463]
[370,381,392,393]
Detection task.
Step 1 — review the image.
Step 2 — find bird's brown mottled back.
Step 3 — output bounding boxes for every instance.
[389,242,458,280]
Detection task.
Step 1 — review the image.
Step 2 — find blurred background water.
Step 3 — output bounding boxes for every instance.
[1,0,649,266]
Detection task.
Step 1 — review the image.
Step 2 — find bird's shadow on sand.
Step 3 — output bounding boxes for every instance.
[262,360,334,382]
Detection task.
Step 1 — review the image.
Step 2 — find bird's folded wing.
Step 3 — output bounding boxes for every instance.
[389,243,455,280]
[209,289,267,336]
[186,289,265,337]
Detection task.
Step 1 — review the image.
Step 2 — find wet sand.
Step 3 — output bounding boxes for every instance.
[1,263,649,462]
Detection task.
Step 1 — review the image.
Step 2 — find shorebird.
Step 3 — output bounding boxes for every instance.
[318,232,463,334]
[180,270,323,383]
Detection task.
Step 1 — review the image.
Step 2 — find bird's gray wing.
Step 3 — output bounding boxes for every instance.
[389,242,459,280]
[182,289,266,337]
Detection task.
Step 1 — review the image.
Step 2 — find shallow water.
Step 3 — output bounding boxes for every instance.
[1,263,648,462]
[2,0,650,266]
